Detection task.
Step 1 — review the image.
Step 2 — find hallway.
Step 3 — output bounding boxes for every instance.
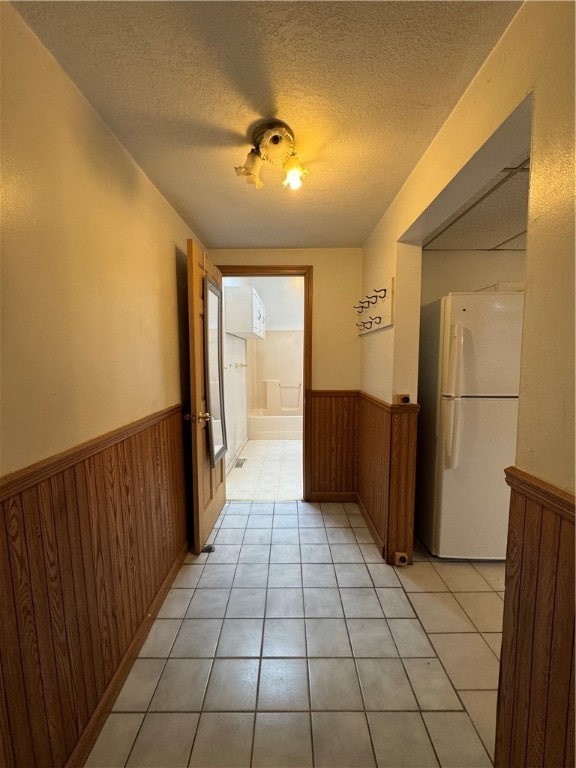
[86,501,503,768]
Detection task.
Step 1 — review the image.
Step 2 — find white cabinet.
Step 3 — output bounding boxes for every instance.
[225,286,266,339]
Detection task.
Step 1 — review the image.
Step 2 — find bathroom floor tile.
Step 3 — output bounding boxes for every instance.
[149,659,212,711]
[482,632,502,660]
[85,713,144,767]
[357,658,418,710]
[225,588,267,618]
[367,712,439,767]
[189,713,254,768]
[305,618,352,657]
[312,712,376,768]
[303,587,344,617]
[171,564,203,589]
[430,633,500,689]
[216,618,263,657]
[375,588,416,618]
[239,544,271,563]
[308,658,363,710]
[138,619,181,658]
[262,618,306,657]
[170,619,222,658]
[242,528,272,545]
[340,587,384,618]
[126,712,199,768]
[113,659,165,712]
[395,562,448,592]
[186,589,230,619]
[334,563,372,587]
[388,619,435,657]
[157,589,194,619]
[258,658,309,710]
[198,564,236,588]
[300,544,332,563]
[252,713,313,768]
[431,561,493,592]
[423,712,492,767]
[346,618,398,657]
[460,690,498,760]
[403,658,462,710]
[455,591,505,632]
[326,527,357,544]
[299,528,328,544]
[330,544,364,563]
[271,528,300,544]
[302,563,337,587]
[268,563,302,588]
[472,562,506,591]
[214,528,245,545]
[367,563,401,587]
[409,592,476,633]
[203,659,259,711]
[270,544,301,563]
[233,563,269,587]
[265,588,304,618]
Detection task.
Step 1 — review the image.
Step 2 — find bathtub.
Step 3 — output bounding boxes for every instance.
[247,414,303,440]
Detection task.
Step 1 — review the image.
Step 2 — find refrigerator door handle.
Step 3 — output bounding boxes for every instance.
[446,322,464,397]
[444,398,462,469]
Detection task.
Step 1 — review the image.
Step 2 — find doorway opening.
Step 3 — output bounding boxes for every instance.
[219,267,312,501]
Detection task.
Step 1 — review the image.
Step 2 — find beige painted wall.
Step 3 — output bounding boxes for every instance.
[362,3,574,492]
[421,250,526,306]
[1,5,195,475]
[210,249,362,390]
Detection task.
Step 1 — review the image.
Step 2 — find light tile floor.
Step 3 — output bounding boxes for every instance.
[226,440,303,500]
[86,501,505,768]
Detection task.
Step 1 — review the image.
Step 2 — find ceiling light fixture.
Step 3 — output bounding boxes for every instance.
[235,120,308,190]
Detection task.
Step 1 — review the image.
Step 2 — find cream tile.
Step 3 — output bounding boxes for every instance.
[302,563,337,587]
[312,712,375,768]
[242,528,272,545]
[207,544,243,564]
[233,563,269,588]
[359,544,383,563]
[320,503,346,514]
[472,561,506,591]
[271,528,299,544]
[214,528,245,544]
[258,659,309,710]
[335,563,372,587]
[298,514,325,528]
[126,712,199,768]
[184,551,209,564]
[349,515,368,528]
[246,515,273,529]
[149,658,211,711]
[455,591,504,632]
[356,658,418,710]
[253,713,313,768]
[323,514,351,528]
[430,633,500,689]
[85,713,144,768]
[189,713,254,768]
[354,528,376,543]
[423,712,492,767]
[171,564,203,589]
[113,659,165,712]
[340,588,384,618]
[219,514,249,528]
[157,589,194,619]
[403,658,462,710]
[409,592,476,633]
[388,619,435,657]
[344,502,361,514]
[375,588,416,618]
[138,619,181,658]
[431,561,492,591]
[262,618,306,657]
[203,659,259,711]
[326,527,357,544]
[226,588,266,618]
[303,588,344,617]
[170,619,222,658]
[482,632,502,660]
[186,589,230,618]
[368,712,439,767]
[346,619,398,658]
[216,618,263,657]
[198,564,236,588]
[367,563,401,587]
[299,528,328,544]
[395,562,448,592]
[460,690,498,760]
[268,563,302,588]
[298,501,321,514]
[270,544,300,563]
[265,588,304,618]
[272,516,299,528]
[301,544,332,563]
[309,659,363,710]
[251,503,275,514]
[305,618,352,657]
[239,544,271,563]
[330,544,364,563]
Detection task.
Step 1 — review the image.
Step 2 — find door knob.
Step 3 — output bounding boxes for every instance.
[198,412,211,422]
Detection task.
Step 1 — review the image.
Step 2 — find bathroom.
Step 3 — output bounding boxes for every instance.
[222,275,304,499]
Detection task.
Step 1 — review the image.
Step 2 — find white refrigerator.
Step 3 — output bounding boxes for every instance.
[417,292,524,559]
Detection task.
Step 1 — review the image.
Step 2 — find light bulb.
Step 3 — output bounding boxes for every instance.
[282,154,308,190]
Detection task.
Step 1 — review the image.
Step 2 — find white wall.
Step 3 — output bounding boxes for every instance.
[222,333,247,471]
[421,250,526,305]
[1,5,196,475]
[225,276,304,331]
[362,3,574,492]
[210,249,362,390]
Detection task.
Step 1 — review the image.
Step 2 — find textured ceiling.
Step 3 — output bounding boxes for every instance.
[16,1,522,249]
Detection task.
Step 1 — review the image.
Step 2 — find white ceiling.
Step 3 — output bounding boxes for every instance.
[16,1,522,249]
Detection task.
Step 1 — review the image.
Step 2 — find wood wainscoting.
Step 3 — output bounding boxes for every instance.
[495,466,575,768]
[305,390,419,564]
[0,405,188,768]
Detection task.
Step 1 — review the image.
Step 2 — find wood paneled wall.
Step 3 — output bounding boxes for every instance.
[495,466,575,768]
[0,406,188,768]
[305,390,419,564]
[357,394,419,564]
[305,390,358,502]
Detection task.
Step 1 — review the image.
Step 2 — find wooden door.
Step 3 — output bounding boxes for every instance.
[187,239,226,553]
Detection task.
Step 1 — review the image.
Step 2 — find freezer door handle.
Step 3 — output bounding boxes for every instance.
[446,322,464,397]
[444,398,462,469]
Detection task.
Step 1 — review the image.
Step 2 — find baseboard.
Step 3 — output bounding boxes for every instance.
[65,542,188,768]
[309,492,358,502]
[356,494,385,558]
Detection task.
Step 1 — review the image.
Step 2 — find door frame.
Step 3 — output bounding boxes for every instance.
[218,265,313,500]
